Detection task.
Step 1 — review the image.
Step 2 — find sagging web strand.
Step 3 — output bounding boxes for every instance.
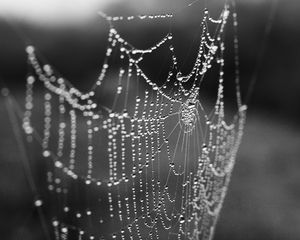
[23,3,247,240]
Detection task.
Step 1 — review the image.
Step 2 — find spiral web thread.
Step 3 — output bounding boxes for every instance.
[23,2,247,240]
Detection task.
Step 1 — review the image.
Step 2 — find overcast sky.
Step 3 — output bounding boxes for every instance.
[0,0,274,26]
[0,0,121,25]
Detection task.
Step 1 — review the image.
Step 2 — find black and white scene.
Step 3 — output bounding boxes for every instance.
[0,0,299,240]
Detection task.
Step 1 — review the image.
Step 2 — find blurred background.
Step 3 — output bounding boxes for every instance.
[0,0,300,239]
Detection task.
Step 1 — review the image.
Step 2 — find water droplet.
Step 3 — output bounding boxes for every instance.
[43,150,50,157]
[26,45,34,54]
[52,220,59,227]
[34,199,43,207]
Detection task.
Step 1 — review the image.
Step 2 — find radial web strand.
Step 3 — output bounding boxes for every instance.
[22,2,247,240]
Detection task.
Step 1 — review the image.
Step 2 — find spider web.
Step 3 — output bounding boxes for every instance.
[22,2,247,240]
